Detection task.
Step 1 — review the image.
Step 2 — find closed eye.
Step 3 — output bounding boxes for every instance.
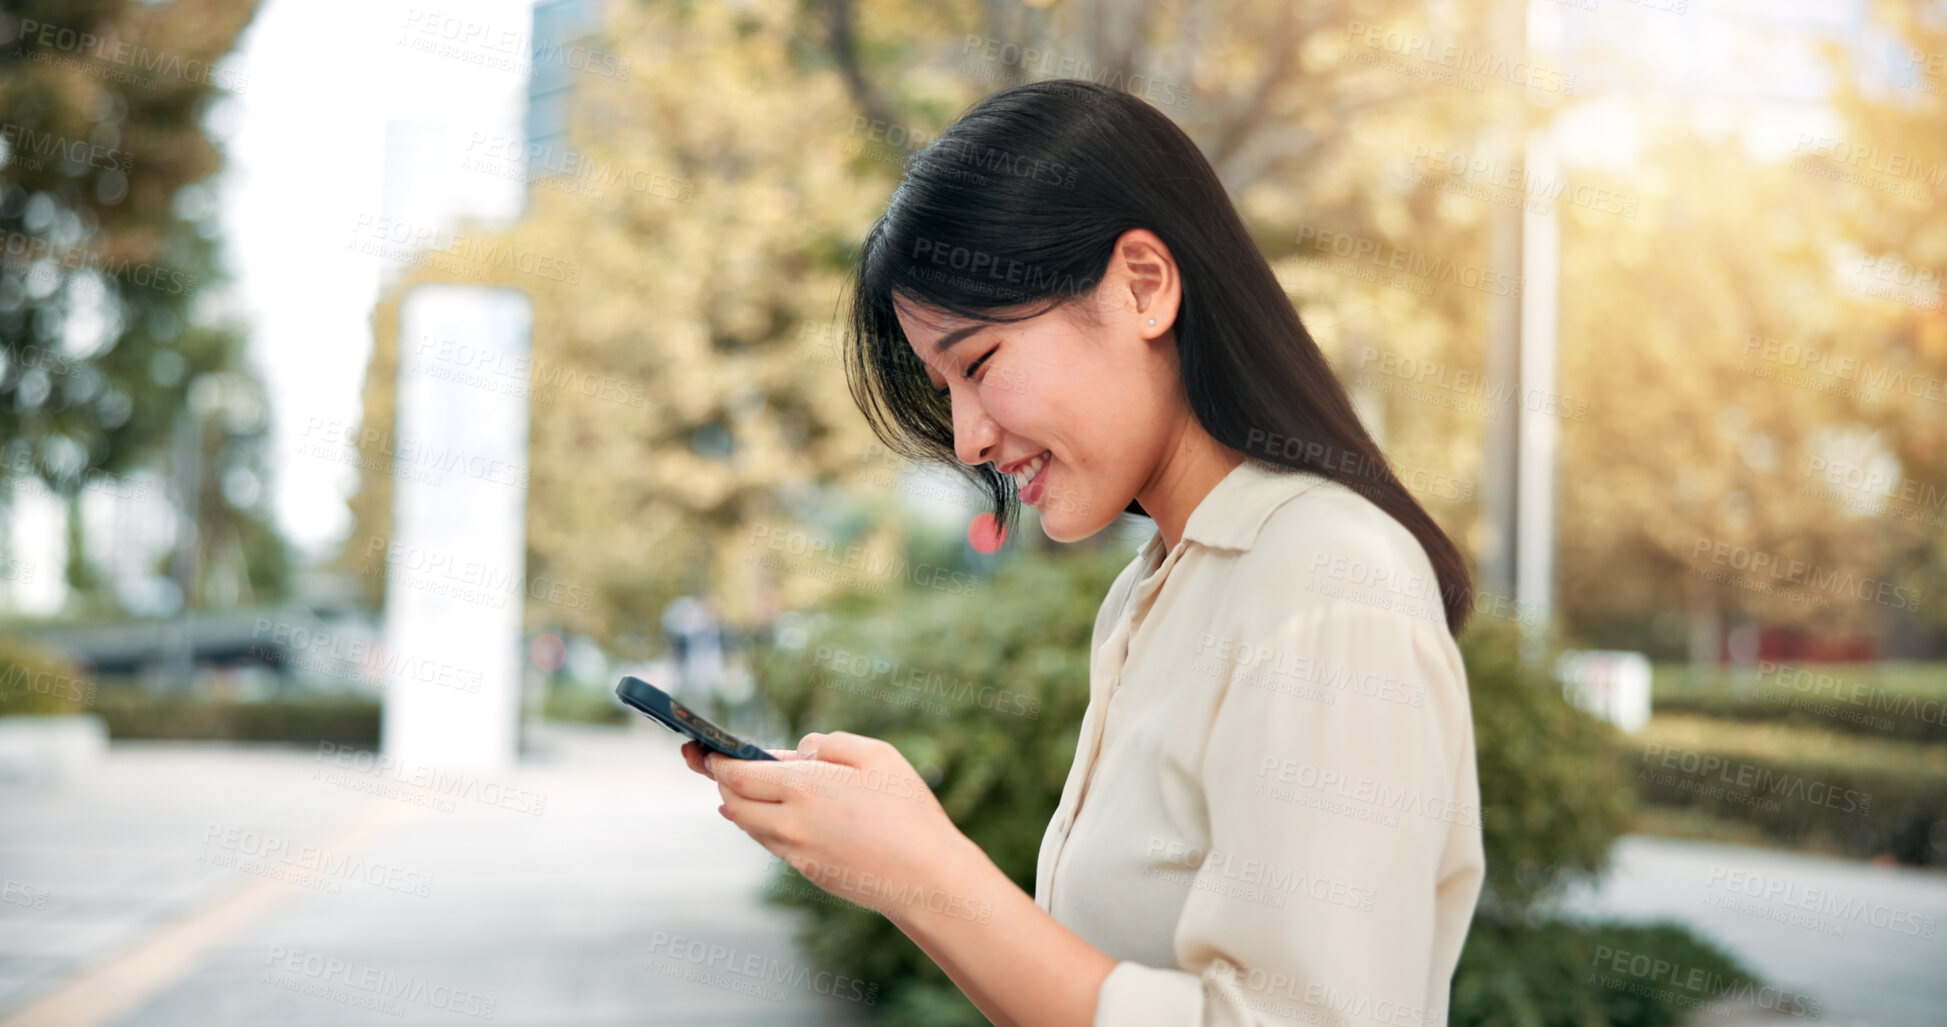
[933,346,997,395]
[963,346,997,381]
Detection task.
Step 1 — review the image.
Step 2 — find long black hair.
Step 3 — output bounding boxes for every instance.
[842,79,1474,636]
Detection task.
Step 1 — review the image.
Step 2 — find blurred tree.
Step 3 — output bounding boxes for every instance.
[1818,0,1947,642]
[341,0,1520,647]
[0,0,285,611]
[1551,128,1937,656]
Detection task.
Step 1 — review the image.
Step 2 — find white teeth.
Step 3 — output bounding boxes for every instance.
[1012,451,1051,490]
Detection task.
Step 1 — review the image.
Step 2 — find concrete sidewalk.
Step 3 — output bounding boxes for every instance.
[0,722,876,1027]
[1554,835,1947,1026]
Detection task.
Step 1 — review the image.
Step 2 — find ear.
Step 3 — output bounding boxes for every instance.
[1106,228,1182,341]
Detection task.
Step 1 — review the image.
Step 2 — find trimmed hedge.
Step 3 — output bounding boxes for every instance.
[91,691,381,746]
[1651,690,1945,743]
[1630,714,1947,865]
[1453,919,1762,1027]
[0,635,95,716]
[1652,662,1947,742]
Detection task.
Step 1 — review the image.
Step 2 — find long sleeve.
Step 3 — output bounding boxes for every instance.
[1089,600,1484,1027]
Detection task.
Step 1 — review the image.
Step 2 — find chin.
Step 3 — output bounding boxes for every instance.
[1034,505,1115,544]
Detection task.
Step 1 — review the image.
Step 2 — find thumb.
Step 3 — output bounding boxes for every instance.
[795,730,875,767]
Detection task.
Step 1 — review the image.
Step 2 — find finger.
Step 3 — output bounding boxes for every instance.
[717,790,789,846]
[715,760,803,804]
[765,748,800,760]
[681,741,716,780]
[795,730,879,768]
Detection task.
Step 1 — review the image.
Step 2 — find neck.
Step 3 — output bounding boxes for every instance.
[1135,420,1245,551]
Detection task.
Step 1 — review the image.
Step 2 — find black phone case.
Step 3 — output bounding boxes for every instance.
[615,676,778,760]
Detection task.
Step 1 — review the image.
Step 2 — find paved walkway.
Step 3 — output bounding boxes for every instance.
[8,726,1945,1026]
[1553,835,1947,1026]
[0,722,873,1027]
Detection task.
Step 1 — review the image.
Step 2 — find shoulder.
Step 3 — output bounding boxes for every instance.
[1232,472,1447,629]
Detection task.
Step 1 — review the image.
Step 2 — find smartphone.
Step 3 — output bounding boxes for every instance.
[615,675,778,761]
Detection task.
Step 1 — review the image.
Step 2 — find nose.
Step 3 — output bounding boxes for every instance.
[951,392,1000,467]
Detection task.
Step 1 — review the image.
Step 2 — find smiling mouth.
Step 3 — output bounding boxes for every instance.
[1012,450,1052,503]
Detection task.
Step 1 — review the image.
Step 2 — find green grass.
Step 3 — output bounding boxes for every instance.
[1652,661,1947,701]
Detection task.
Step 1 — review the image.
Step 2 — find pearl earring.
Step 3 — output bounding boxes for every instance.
[1147,318,1156,325]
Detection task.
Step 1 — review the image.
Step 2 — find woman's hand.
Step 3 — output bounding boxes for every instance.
[680,739,795,777]
[683,732,980,923]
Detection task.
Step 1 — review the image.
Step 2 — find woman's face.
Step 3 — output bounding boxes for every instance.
[893,230,1185,543]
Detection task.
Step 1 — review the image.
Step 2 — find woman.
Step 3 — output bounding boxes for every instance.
[683,78,1484,1027]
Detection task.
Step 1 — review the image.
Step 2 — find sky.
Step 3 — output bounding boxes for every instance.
[215,0,537,560]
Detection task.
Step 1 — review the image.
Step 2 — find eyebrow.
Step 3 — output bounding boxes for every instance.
[933,324,987,353]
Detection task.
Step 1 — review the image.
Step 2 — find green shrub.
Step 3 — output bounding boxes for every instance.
[1651,691,1944,742]
[1651,662,1946,742]
[0,634,96,716]
[91,692,381,745]
[543,682,631,724]
[745,552,1728,1025]
[1452,918,1759,1027]
[750,548,1120,1026]
[1630,714,1947,865]
[1461,618,1638,916]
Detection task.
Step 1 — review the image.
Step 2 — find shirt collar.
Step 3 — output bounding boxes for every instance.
[1138,456,1326,562]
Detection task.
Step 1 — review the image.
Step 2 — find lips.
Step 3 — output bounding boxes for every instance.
[1019,451,1052,505]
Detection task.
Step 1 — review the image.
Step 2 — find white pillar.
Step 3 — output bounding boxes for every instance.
[380,284,534,774]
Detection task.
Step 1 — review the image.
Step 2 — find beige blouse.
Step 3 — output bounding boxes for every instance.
[1033,455,1484,1027]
